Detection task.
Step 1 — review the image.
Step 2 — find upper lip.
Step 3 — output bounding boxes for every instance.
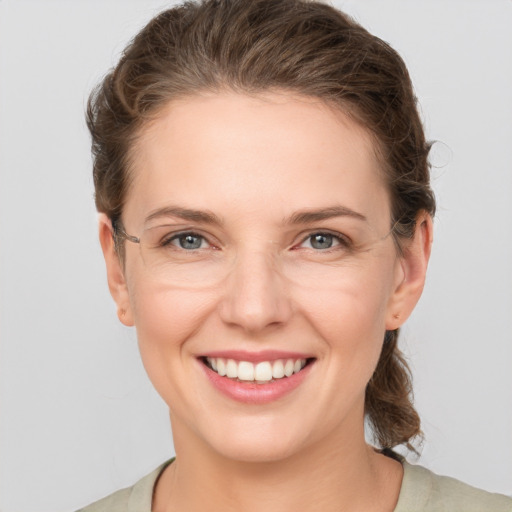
[199,350,314,363]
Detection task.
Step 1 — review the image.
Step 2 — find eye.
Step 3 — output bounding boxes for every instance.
[300,232,346,250]
[167,233,209,250]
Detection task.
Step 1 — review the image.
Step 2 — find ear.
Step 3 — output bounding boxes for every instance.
[386,212,433,330]
[98,214,134,326]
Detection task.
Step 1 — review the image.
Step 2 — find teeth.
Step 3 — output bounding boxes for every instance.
[226,359,237,378]
[216,358,226,376]
[238,361,254,381]
[206,357,307,382]
[284,359,295,377]
[254,362,272,382]
[272,360,285,379]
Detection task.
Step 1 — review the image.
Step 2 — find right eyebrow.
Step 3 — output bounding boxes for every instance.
[144,206,223,226]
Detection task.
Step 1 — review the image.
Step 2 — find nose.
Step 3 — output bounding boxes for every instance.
[218,248,293,334]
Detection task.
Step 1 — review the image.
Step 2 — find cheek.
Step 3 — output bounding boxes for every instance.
[292,258,397,384]
[131,284,215,345]
[128,282,218,407]
[300,286,388,377]
[295,263,395,340]
[127,277,218,393]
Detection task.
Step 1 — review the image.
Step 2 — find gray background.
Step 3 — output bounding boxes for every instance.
[1,1,511,510]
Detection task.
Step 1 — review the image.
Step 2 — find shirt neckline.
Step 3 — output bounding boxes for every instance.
[128,457,424,512]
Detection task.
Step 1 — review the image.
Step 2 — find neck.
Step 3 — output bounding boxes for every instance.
[154,418,403,512]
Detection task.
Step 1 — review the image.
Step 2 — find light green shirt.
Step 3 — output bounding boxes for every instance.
[77,459,512,512]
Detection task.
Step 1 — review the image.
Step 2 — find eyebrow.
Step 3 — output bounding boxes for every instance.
[286,206,367,225]
[144,204,367,227]
[144,206,223,226]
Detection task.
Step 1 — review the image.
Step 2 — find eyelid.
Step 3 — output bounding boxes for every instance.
[148,225,353,250]
[293,229,352,250]
[157,228,219,249]
[168,232,208,248]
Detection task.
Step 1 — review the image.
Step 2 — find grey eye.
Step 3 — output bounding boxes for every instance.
[309,233,334,250]
[175,234,205,250]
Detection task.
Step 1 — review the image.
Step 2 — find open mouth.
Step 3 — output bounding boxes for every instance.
[202,357,314,384]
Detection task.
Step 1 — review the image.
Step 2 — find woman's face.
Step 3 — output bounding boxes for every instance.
[102,92,426,462]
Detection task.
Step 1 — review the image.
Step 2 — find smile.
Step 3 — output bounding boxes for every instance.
[204,357,308,383]
[200,351,315,404]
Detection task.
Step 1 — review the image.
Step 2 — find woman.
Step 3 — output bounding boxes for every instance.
[80,0,512,510]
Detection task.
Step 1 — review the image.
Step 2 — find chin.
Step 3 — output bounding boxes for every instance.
[213,437,302,464]
[193,415,311,464]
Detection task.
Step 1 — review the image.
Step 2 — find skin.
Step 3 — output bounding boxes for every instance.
[99,92,432,512]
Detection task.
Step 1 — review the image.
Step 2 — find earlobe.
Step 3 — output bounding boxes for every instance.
[385,212,433,330]
[98,214,134,327]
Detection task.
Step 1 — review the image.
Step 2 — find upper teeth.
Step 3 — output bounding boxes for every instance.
[206,357,307,383]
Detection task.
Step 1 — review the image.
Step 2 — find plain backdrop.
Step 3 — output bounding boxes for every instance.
[1,1,511,511]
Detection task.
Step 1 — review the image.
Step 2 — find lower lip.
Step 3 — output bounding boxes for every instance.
[200,360,314,404]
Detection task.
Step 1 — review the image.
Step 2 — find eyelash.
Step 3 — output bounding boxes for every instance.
[160,231,212,250]
[296,231,352,252]
[159,230,351,252]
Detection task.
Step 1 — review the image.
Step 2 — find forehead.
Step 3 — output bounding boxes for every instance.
[125,91,390,230]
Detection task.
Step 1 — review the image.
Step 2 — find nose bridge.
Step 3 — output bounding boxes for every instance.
[219,244,292,332]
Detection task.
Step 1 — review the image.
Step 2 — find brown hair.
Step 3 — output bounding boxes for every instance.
[87,0,435,451]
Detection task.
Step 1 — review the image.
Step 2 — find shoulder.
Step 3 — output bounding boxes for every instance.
[395,461,512,512]
[75,460,172,512]
[75,486,132,512]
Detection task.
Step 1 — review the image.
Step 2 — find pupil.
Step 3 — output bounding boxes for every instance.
[180,234,201,249]
[311,234,332,249]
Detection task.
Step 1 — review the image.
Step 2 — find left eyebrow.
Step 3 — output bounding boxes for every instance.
[285,206,367,225]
